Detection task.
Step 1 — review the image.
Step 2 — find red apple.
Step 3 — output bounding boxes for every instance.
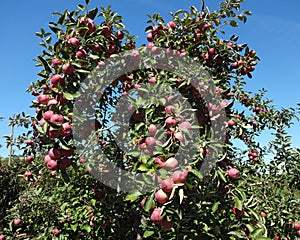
[147,33,153,42]
[164,157,179,171]
[76,49,87,58]
[38,94,50,105]
[150,208,163,224]
[13,218,21,226]
[165,117,177,127]
[58,157,72,169]
[154,157,165,169]
[101,26,112,38]
[228,168,240,179]
[165,105,175,114]
[172,169,188,183]
[174,132,184,142]
[161,219,174,229]
[155,189,168,204]
[148,124,157,135]
[50,114,64,124]
[260,211,267,218]
[47,159,58,170]
[208,48,215,55]
[52,228,60,235]
[68,37,80,48]
[51,74,64,86]
[48,148,62,160]
[26,156,33,164]
[117,30,124,40]
[179,121,192,129]
[167,21,176,29]
[149,77,156,84]
[145,137,156,146]
[0,234,5,240]
[295,221,300,230]
[61,123,72,136]
[48,127,60,139]
[62,62,75,75]
[227,120,235,127]
[161,178,174,193]
[43,110,54,121]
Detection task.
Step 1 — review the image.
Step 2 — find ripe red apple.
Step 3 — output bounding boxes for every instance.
[48,148,62,160]
[59,157,72,169]
[155,189,168,204]
[167,21,176,29]
[147,33,153,42]
[208,48,215,55]
[38,94,50,105]
[154,157,165,169]
[47,159,58,170]
[228,168,240,179]
[227,120,235,127]
[260,211,267,218]
[164,157,178,171]
[51,74,64,87]
[174,132,184,142]
[148,124,157,135]
[76,49,87,58]
[150,208,163,224]
[165,105,175,114]
[149,77,156,84]
[68,37,80,48]
[117,30,124,40]
[241,67,248,75]
[179,121,191,129]
[101,26,112,38]
[0,234,5,240]
[165,117,177,127]
[92,43,101,53]
[43,110,54,121]
[161,178,174,192]
[24,171,33,181]
[237,60,244,66]
[172,169,188,183]
[13,218,21,226]
[295,221,300,230]
[47,99,58,106]
[61,148,74,156]
[145,137,156,146]
[48,127,60,138]
[50,114,64,124]
[232,205,244,217]
[26,156,33,164]
[52,228,59,236]
[60,123,72,136]
[62,62,75,75]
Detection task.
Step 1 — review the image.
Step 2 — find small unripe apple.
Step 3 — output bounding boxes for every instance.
[164,157,179,171]
[260,211,267,218]
[150,208,163,224]
[228,168,240,179]
[161,178,174,192]
[155,189,168,204]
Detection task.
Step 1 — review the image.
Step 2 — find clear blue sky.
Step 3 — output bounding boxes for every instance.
[0,0,299,157]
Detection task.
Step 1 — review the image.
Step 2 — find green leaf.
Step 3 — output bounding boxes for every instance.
[229,20,238,27]
[38,56,51,73]
[82,224,91,233]
[125,189,142,202]
[64,92,74,100]
[233,196,243,211]
[144,194,154,212]
[143,230,155,238]
[191,168,203,180]
[88,8,98,19]
[138,164,150,172]
[212,201,220,213]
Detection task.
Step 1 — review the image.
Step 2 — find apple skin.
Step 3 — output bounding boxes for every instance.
[260,211,267,218]
[165,117,177,127]
[164,157,179,171]
[0,234,5,240]
[52,228,60,235]
[227,120,235,127]
[26,156,33,164]
[76,49,87,58]
[228,168,240,179]
[154,157,165,169]
[179,121,191,129]
[51,74,64,86]
[155,189,168,204]
[167,21,176,29]
[117,30,124,40]
[149,77,156,84]
[50,114,64,125]
[58,157,72,169]
[150,208,163,224]
[165,105,175,115]
[145,137,156,146]
[62,62,75,75]
[68,37,80,48]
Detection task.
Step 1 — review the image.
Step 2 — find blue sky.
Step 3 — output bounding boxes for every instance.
[0,0,299,157]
